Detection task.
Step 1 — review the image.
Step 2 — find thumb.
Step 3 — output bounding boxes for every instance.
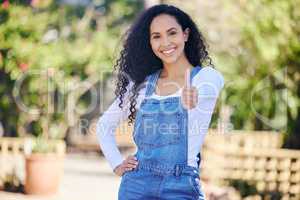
[185,68,191,88]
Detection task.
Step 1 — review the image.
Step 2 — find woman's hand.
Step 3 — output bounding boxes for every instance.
[181,68,198,109]
[113,155,139,176]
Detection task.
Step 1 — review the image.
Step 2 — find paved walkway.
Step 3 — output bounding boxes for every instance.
[0,152,122,200]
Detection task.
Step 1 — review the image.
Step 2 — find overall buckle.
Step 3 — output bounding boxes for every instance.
[174,164,182,177]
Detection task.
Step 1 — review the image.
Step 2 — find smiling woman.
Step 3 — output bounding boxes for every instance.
[150,14,189,65]
[111,4,213,125]
[96,4,224,200]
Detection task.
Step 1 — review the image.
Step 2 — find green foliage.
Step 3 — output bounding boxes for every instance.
[103,0,144,31]
[1,168,24,193]
[229,180,257,198]
[0,1,140,140]
[0,4,117,80]
[31,136,56,153]
[219,0,299,143]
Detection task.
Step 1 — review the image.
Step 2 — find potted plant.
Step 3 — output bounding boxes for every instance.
[24,136,66,195]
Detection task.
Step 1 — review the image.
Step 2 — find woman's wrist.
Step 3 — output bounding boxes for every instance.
[113,164,121,174]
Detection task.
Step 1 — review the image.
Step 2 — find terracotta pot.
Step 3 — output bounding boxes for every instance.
[25,153,64,195]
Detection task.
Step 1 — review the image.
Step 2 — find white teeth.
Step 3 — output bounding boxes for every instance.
[162,48,175,55]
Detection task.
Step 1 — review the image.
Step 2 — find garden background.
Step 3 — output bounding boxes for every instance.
[0,0,299,200]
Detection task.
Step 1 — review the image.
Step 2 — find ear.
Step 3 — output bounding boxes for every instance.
[183,28,190,42]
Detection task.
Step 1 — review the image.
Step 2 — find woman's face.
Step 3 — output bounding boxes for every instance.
[150,14,189,65]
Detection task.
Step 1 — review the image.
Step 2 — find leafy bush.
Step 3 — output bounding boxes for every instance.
[0,0,142,142]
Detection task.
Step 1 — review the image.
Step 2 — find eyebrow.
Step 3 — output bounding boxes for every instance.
[151,27,177,36]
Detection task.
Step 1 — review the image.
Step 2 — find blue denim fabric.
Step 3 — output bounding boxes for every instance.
[118,66,205,200]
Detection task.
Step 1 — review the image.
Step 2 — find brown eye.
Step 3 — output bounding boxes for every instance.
[170,31,177,35]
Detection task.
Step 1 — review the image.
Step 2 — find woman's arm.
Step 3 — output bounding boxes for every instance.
[190,66,225,134]
[96,83,133,171]
[195,66,224,108]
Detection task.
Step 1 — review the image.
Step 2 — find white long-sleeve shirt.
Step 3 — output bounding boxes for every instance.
[96,66,224,171]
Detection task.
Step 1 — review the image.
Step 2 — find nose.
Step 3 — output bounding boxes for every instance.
[161,35,171,47]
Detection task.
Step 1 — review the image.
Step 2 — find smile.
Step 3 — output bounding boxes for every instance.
[161,48,176,56]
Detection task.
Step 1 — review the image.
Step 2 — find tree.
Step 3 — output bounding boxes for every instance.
[222,0,299,148]
[0,0,142,138]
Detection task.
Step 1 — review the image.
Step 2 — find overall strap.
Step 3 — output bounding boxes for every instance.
[145,70,161,97]
[190,65,202,84]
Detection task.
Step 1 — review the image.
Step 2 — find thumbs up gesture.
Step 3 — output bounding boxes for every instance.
[181,68,198,110]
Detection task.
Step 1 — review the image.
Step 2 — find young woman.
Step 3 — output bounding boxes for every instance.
[96,4,224,200]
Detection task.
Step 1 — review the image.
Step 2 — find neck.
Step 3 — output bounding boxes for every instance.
[161,55,193,79]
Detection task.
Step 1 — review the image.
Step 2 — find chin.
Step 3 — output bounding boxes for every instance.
[159,50,185,65]
[163,60,178,65]
[160,56,179,64]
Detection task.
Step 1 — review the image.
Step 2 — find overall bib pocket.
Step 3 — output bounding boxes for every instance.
[134,112,182,148]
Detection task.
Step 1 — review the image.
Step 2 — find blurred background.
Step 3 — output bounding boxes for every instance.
[0,0,299,200]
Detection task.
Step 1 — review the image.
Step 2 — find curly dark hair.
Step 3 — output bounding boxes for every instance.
[113,4,213,124]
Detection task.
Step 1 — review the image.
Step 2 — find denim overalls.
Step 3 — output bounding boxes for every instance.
[118,66,205,200]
